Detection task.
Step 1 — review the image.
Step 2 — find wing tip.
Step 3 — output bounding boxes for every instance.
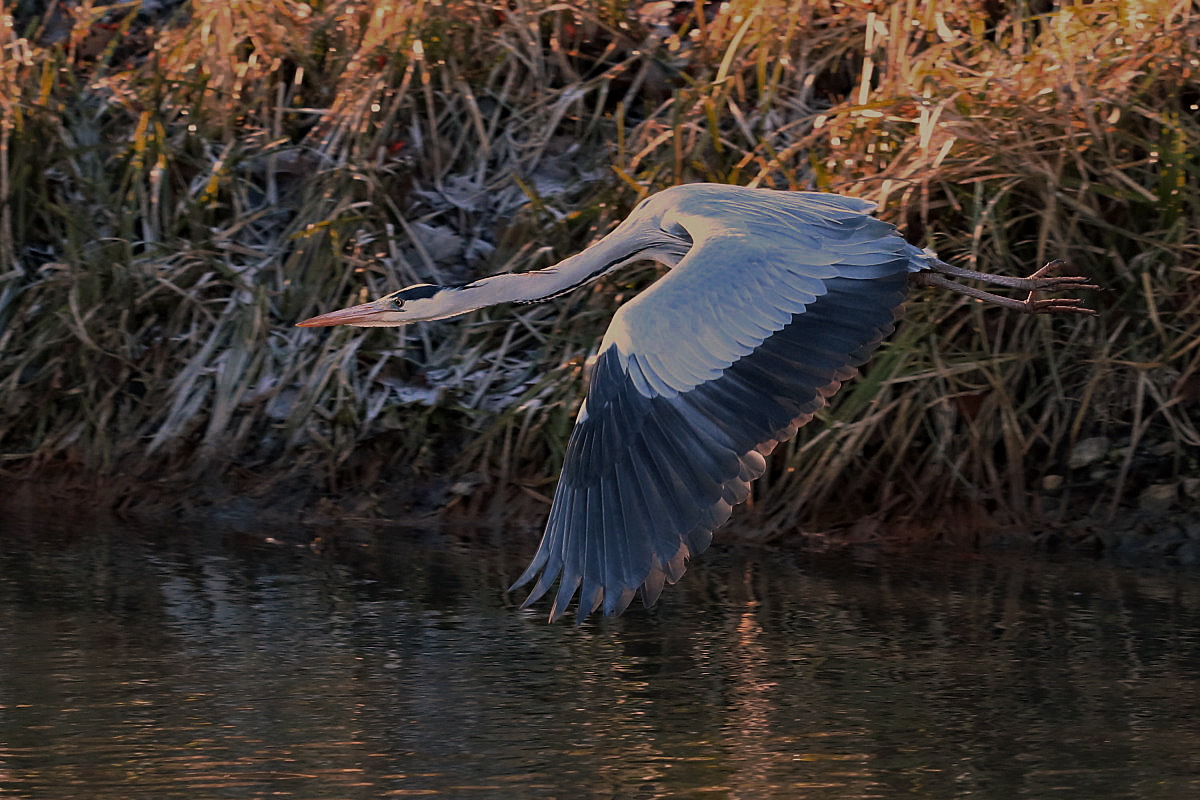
[513,560,691,623]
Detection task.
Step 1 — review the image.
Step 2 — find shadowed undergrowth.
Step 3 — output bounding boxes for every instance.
[1,0,1197,540]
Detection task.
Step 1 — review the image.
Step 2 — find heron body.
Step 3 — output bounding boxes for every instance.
[297,183,1094,622]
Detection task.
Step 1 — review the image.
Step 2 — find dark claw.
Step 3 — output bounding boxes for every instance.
[1024,298,1098,316]
[1022,261,1098,315]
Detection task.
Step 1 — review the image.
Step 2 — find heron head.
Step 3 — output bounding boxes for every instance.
[295,283,464,328]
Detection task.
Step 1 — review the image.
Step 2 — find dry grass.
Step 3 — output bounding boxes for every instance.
[1,0,1197,533]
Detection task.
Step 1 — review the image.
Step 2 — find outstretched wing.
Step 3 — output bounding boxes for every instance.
[510,187,917,621]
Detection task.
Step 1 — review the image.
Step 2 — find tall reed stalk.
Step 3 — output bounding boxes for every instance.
[1,1,1196,533]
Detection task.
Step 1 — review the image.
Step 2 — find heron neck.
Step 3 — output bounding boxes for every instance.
[460,231,662,308]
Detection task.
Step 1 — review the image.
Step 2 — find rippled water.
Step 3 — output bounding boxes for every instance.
[2,501,1199,799]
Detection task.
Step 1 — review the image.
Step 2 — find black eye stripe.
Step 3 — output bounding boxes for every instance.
[396,284,442,301]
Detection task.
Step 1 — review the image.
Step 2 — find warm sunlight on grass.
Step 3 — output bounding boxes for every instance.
[1,1,1196,537]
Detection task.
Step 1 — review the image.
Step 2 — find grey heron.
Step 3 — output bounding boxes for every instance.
[297,183,1095,622]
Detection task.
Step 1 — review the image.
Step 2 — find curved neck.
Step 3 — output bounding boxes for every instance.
[456,226,673,311]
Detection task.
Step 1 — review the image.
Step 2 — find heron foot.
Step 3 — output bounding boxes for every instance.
[919,259,1098,316]
[1018,260,1099,316]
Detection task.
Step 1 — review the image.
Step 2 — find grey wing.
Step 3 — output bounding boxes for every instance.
[510,270,909,622]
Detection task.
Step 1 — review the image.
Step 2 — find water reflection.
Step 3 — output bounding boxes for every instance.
[1,503,1199,799]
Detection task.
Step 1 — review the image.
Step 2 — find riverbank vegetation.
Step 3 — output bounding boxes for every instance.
[2,1,1197,546]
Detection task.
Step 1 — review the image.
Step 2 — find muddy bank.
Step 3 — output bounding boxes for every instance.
[5,452,1199,569]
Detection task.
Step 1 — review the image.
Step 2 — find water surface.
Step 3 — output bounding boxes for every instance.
[2,503,1199,799]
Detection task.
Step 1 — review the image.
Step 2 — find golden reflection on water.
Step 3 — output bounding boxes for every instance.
[1,511,1200,798]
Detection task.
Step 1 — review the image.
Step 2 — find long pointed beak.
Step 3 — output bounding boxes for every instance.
[295,298,394,327]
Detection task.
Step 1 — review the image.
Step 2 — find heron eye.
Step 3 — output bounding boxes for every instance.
[391,296,405,311]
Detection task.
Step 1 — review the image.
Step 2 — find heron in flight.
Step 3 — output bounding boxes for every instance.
[297,184,1095,622]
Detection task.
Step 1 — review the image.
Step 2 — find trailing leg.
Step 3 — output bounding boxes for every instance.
[916,259,1098,315]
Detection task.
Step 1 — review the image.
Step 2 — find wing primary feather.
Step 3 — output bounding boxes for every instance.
[641,565,667,608]
[683,522,715,557]
[518,501,566,607]
[624,432,693,573]
[512,491,565,596]
[665,543,688,583]
[631,454,690,564]
[578,586,605,622]
[613,451,660,599]
[546,483,586,620]
[574,486,603,624]
[612,587,638,616]
[549,570,581,623]
[510,545,547,594]
[636,421,705,537]
[600,464,635,614]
